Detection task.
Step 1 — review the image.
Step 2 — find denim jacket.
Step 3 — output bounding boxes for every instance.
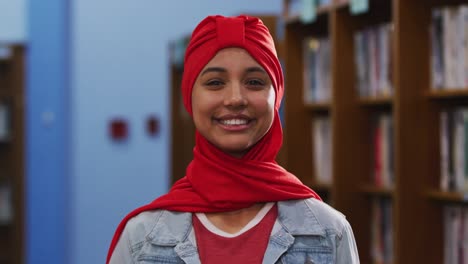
[110,198,360,264]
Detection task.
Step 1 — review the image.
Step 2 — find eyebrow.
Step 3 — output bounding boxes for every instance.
[200,67,226,76]
[200,66,267,76]
[246,67,267,74]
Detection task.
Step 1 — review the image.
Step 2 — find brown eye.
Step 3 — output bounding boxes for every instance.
[205,79,224,89]
[246,79,266,89]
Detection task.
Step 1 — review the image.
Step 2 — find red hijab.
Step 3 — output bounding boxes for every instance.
[106,15,320,263]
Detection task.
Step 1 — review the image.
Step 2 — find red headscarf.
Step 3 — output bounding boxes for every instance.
[106,15,320,263]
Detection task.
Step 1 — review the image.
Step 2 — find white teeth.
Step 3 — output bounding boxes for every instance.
[220,119,248,125]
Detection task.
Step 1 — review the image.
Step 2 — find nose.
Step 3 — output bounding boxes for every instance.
[224,82,247,108]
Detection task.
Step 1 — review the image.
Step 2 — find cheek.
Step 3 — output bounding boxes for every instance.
[192,91,218,124]
[251,96,275,127]
[191,89,204,127]
[256,90,276,115]
[262,90,276,128]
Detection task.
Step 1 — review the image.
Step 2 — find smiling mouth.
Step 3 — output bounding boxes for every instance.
[214,117,254,131]
[219,119,249,126]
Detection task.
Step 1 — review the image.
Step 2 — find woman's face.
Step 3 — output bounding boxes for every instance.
[192,48,275,158]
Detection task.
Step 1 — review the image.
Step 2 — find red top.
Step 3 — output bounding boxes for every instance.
[192,204,278,264]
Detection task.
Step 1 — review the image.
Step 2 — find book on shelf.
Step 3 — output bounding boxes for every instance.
[370,198,393,264]
[440,110,451,191]
[303,37,331,103]
[440,108,468,193]
[443,206,467,264]
[371,113,394,188]
[353,23,393,98]
[431,8,445,89]
[312,116,332,185]
[0,181,13,225]
[431,4,468,90]
[0,102,11,142]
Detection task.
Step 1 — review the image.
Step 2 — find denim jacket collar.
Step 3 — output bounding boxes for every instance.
[277,199,326,237]
[146,210,193,246]
[146,199,326,247]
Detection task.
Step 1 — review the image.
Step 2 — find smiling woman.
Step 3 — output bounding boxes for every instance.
[107,15,359,264]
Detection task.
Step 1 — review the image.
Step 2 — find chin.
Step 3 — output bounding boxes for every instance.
[219,144,252,157]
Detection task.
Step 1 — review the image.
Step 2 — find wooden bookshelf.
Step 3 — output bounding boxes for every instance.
[168,36,193,186]
[282,0,467,263]
[312,182,333,204]
[305,102,331,112]
[427,88,468,99]
[360,184,395,198]
[311,181,333,192]
[358,96,393,106]
[0,44,25,264]
[427,190,468,204]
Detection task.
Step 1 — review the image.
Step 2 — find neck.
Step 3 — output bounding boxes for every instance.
[205,203,266,234]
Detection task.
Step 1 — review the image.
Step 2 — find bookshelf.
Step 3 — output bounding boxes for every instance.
[169,14,286,187]
[0,44,25,264]
[169,35,192,186]
[282,0,467,263]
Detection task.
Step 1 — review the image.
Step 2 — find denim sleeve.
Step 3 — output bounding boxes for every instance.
[336,220,360,264]
[109,227,136,264]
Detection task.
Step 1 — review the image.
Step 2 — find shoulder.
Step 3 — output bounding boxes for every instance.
[278,198,349,238]
[123,209,193,246]
[123,209,165,245]
[304,198,348,229]
[110,210,167,263]
[111,210,193,263]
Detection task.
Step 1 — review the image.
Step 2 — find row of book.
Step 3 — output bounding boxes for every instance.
[312,116,332,184]
[372,113,394,188]
[370,197,393,264]
[440,108,468,193]
[354,23,393,98]
[310,113,393,187]
[0,102,10,142]
[431,4,468,89]
[370,202,467,264]
[303,37,332,103]
[443,206,467,264]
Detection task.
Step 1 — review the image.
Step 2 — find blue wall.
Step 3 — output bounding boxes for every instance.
[27,0,70,263]
[24,1,282,263]
[0,0,27,42]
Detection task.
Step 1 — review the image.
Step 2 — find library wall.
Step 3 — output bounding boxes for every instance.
[0,0,26,43]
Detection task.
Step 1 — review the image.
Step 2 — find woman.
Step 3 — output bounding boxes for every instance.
[107,15,359,264]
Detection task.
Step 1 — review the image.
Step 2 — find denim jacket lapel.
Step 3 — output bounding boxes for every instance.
[262,224,295,264]
[174,229,201,264]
